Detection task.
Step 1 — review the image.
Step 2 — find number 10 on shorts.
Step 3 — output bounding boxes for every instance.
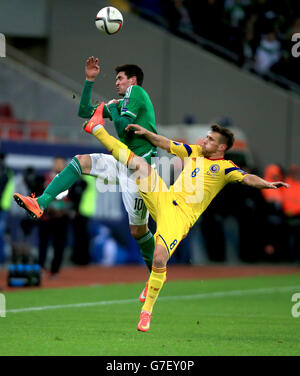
[134,198,144,211]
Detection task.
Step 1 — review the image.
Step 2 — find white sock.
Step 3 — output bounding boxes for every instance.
[92,124,103,134]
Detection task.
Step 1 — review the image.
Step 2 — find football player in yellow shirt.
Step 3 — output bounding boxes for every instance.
[83,102,289,332]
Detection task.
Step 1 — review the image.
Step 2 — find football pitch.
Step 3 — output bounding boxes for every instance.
[1,274,300,356]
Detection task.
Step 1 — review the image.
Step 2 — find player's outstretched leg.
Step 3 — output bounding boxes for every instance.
[13,156,83,218]
[13,193,44,219]
[84,103,151,179]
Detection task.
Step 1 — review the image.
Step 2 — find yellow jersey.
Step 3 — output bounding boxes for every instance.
[169,141,248,227]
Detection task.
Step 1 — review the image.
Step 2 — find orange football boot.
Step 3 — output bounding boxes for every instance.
[137,311,152,332]
[13,193,44,219]
[83,102,105,134]
[139,281,149,303]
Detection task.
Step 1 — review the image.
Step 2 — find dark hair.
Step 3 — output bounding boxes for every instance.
[210,124,235,151]
[115,64,144,86]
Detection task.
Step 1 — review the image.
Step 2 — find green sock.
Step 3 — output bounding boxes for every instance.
[37,157,82,210]
[137,230,155,274]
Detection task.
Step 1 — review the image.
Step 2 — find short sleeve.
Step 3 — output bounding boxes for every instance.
[169,141,203,159]
[224,162,248,183]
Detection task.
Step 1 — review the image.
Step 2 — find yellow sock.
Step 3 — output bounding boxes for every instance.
[93,127,133,165]
[142,266,167,314]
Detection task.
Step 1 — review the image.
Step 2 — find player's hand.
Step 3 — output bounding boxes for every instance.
[266,181,289,189]
[107,99,120,106]
[125,124,147,135]
[85,56,100,81]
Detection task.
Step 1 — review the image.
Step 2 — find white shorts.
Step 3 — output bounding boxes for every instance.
[89,153,149,226]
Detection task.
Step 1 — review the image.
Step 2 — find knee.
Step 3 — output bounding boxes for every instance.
[153,250,167,268]
[74,154,91,174]
[130,225,147,240]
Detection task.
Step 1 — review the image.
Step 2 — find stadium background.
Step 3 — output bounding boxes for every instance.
[1,0,300,357]
[1,0,300,271]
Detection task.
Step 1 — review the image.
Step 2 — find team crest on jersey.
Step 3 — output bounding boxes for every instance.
[121,98,129,113]
[209,164,220,173]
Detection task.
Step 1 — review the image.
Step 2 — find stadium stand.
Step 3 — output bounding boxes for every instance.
[129,0,300,92]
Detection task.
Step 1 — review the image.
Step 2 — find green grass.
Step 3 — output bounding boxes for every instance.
[1,274,300,356]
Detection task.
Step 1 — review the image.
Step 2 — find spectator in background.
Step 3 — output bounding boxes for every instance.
[69,175,96,266]
[172,0,193,34]
[271,17,300,86]
[254,31,281,75]
[200,192,226,262]
[241,11,258,67]
[161,0,193,35]
[0,153,14,263]
[8,167,44,264]
[225,0,246,29]
[211,164,266,263]
[133,0,300,87]
[38,157,71,278]
[261,164,286,261]
[16,167,44,263]
[282,164,300,262]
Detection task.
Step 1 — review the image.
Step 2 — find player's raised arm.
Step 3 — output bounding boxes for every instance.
[85,56,100,82]
[78,57,100,118]
[243,174,289,189]
[126,124,171,151]
[79,57,113,120]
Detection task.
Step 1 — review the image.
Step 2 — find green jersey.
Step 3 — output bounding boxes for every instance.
[78,81,157,164]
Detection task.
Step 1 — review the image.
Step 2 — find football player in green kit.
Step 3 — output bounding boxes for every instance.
[13,57,159,301]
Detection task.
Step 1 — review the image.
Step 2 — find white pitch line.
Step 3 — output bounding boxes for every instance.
[6,285,300,314]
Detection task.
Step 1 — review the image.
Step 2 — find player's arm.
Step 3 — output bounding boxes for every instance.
[108,101,133,138]
[78,81,97,118]
[243,174,289,189]
[126,124,171,151]
[78,57,99,118]
[78,56,111,119]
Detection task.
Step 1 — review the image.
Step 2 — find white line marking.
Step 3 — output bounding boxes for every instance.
[6,286,300,314]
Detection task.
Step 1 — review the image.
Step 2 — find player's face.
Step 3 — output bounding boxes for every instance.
[115,71,131,96]
[202,131,225,156]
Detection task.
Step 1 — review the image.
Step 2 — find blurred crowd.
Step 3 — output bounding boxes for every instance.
[129,0,300,87]
[0,154,93,277]
[199,162,300,263]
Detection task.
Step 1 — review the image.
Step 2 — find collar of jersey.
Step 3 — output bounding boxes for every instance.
[205,157,225,161]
